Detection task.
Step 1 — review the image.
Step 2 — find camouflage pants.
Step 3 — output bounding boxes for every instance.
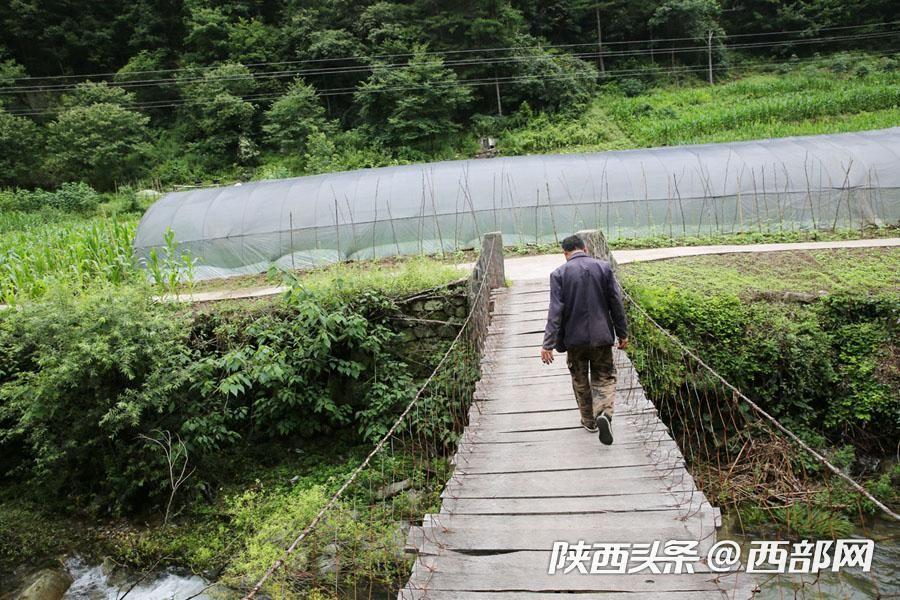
[566,345,616,426]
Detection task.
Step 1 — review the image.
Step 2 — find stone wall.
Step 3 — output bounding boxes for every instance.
[394,231,504,348]
[394,279,469,343]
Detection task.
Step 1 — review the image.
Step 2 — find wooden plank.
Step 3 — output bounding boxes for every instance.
[459,425,673,446]
[467,408,656,432]
[442,469,701,499]
[403,551,731,591]
[454,438,659,459]
[473,379,645,395]
[439,493,714,515]
[399,589,731,600]
[471,403,655,419]
[466,416,666,436]
[452,453,669,475]
[402,282,729,598]
[454,438,682,458]
[408,525,718,555]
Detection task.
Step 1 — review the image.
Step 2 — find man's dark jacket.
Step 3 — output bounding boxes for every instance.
[542,252,628,352]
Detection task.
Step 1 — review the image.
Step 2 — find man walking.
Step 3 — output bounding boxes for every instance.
[540,235,628,446]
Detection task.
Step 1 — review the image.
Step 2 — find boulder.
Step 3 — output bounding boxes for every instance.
[439,325,457,338]
[316,543,339,576]
[15,568,73,600]
[423,299,444,312]
[205,583,243,599]
[376,479,412,500]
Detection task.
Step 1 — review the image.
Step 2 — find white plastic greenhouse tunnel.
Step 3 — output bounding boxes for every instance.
[134,128,900,280]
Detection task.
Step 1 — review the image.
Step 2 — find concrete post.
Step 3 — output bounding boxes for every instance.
[481,231,505,289]
[575,229,616,269]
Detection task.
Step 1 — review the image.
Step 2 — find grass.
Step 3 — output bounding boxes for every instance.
[499,63,900,155]
[608,227,900,249]
[619,247,900,297]
[187,255,464,298]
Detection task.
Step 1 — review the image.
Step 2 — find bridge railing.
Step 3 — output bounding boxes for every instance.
[579,228,898,597]
[241,233,504,599]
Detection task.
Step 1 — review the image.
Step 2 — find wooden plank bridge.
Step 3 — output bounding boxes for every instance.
[403,274,754,599]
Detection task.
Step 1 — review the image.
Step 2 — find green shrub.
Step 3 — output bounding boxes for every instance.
[0,183,100,213]
[44,181,101,212]
[619,77,647,98]
[0,275,450,513]
[623,282,898,450]
[0,287,195,511]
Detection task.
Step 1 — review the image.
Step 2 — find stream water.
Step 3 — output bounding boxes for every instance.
[719,517,900,599]
[62,557,215,600]
[39,518,900,600]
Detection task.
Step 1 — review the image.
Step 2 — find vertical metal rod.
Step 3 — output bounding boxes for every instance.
[289,211,296,272]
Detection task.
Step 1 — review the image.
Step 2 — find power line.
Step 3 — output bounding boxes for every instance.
[6,20,899,86]
[8,30,898,93]
[7,51,896,116]
[6,51,896,118]
[1,29,896,98]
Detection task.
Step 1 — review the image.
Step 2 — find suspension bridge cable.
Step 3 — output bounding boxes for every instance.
[623,289,900,522]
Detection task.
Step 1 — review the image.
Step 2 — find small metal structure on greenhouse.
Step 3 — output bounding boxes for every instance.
[134,128,900,280]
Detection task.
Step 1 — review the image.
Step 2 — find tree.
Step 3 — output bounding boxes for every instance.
[179,63,257,165]
[355,2,424,55]
[355,47,472,149]
[649,0,725,78]
[0,1,129,75]
[183,6,231,64]
[226,17,283,65]
[115,50,178,111]
[503,35,598,112]
[46,103,151,190]
[0,56,30,113]
[0,108,42,187]
[649,0,725,45]
[263,80,330,154]
[0,58,26,90]
[60,81,136,109]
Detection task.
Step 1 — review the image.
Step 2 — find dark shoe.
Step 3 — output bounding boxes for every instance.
[581,418,598,433]
[597,414,613,445]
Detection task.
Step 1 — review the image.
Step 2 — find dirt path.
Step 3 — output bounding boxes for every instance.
[498,237,900,282]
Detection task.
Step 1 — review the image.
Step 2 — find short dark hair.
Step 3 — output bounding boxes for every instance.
[560,235,586,252]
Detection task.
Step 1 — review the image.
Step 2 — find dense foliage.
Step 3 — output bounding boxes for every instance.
[0,274,460,514]
[621,250,900,454]
[0,1,896,190]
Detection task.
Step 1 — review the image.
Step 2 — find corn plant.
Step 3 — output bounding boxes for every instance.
[142,228,198,297]
[0,216,139,304]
